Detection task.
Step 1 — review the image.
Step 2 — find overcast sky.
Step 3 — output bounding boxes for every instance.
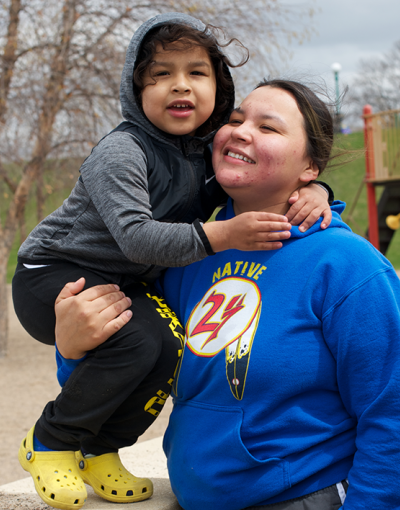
[284,0,399,88]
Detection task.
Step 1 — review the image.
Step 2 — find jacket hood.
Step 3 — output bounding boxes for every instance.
[120,12,235,145]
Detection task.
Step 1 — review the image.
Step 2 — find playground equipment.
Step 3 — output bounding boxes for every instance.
[363,105,400,253]
[386,213,400,230]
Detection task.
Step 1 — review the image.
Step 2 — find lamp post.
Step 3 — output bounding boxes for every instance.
[331,62,342,133]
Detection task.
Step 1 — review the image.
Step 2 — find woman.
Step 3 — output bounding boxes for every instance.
[54,79,400,510]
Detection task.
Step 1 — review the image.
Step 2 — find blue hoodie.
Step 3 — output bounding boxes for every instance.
[159,200,400,510]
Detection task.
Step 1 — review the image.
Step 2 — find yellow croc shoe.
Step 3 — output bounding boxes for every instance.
[18,426,87,510]
[76,450,153,503]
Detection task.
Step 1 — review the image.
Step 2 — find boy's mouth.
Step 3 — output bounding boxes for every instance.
[167,101,195,119]
[167,100,194,112]
[169,104,193,109]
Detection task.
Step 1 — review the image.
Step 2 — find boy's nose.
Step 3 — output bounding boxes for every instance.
[172,74,191,93]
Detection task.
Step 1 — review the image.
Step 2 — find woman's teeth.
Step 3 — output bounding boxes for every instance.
[227,151,255,164]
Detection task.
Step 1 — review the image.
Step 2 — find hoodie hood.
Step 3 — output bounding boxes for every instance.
[120,12,235,145]
[218,199,351,239]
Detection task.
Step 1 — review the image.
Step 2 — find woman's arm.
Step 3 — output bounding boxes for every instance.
[323,268,400,508]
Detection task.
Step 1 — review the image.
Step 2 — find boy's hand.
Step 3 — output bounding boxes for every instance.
[55,278,133,359]
[286,183,332,231]
[203,212,291,252]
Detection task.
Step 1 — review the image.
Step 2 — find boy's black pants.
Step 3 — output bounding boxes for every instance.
[12,261,183,455]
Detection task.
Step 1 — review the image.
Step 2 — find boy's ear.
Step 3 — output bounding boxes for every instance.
[299,160,319,183]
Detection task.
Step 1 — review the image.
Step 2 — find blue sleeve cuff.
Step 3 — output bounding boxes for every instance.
[55,343,87,387]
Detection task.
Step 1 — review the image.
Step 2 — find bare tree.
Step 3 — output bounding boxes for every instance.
[169,0,316,99]
[0,0,160,355]
[348,40,400,116]
[0,0,314,355]
[0,0,22,355]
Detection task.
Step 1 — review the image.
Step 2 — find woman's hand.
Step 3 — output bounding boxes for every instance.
[286,183,332,231]
[203,212,291,252]
[55,278,133,359]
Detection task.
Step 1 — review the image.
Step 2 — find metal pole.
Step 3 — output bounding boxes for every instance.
[331,63,342,133]
[334,71,340,116]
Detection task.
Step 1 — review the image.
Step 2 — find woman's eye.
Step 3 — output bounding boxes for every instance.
[229,119,242,125]
[261,125,275,132]
[154,71,169,76]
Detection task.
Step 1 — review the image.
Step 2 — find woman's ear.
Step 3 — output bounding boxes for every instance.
[299,161,319,183]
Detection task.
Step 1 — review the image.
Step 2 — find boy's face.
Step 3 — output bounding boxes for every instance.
[141,41,217,136]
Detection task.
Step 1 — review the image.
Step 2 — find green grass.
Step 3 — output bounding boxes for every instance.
[2,158,83,283]
[4,132,400,283]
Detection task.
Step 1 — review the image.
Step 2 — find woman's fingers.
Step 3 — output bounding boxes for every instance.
[99,295,133,322]
[55,277,86,304]
[101,310,133,338]
[55,282,131,359]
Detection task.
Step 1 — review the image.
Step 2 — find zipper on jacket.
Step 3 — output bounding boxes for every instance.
[175,142,198,223]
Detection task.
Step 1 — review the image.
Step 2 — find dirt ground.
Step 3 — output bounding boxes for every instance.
[0,285,173,487]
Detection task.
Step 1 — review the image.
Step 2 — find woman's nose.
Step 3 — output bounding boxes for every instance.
[232,123,251,143]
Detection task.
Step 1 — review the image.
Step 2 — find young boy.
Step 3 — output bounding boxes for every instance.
[13,13,333,510]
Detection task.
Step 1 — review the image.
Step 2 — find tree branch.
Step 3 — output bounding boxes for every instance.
[0,160,17,194]
[0,0,23,124]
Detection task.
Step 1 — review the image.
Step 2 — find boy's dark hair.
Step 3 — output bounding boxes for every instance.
[255,79,334,175]
[133,23,248,136]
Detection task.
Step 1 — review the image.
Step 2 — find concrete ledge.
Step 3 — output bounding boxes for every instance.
[0,437,181,510]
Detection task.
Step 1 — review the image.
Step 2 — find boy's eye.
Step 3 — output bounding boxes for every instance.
[191,70,205,76]
[154,71,169,77]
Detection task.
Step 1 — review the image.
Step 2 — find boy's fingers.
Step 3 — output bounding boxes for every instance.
[298,209,322,231]
[258,231,291,242]
[288,190,299,204]
[256,241,283,251]
[241,231,291,250]
[285,200,306,223]
[256,221,291,232]
[256,212,289,222]
[320,207,333,229]
[287,203,316,225]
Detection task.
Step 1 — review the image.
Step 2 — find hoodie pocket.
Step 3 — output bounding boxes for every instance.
[163,400,291,510]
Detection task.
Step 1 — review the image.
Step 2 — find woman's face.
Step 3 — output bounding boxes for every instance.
[212,86,318,213]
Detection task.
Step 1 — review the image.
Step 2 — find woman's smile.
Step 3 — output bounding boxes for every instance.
[225,149,256,164]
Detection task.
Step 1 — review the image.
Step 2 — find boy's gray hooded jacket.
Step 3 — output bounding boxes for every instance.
[18,13,233,281]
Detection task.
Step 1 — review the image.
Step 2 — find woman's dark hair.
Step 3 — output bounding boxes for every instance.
[255,79,334,175]
[133,23,249,136]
